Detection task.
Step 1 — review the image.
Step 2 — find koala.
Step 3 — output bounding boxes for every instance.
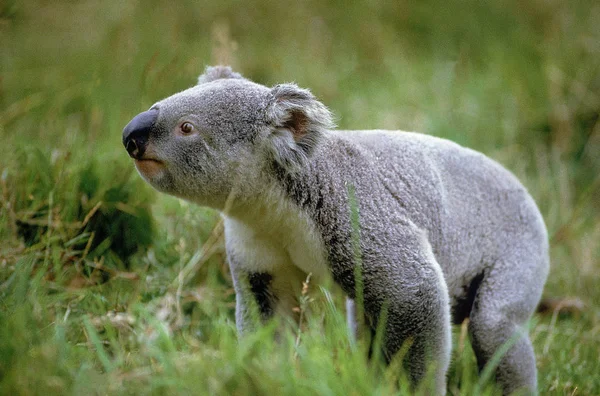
[123,66,549,395]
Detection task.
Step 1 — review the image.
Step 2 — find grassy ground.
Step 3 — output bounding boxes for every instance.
[1,0,599,394]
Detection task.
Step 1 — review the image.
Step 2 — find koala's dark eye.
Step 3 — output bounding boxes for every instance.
[180,122,194,134]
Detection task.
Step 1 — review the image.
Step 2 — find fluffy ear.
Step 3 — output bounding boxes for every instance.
[197,65,244,84]
[265,84,335,171]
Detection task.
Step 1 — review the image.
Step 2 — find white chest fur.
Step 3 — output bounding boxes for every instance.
[223,194,329,280]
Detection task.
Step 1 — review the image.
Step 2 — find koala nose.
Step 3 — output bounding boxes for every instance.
[122,109,158,159]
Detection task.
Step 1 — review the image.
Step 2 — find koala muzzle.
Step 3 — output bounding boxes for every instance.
[122,109,158,159]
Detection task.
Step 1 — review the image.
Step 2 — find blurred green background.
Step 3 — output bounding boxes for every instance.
[1,0,599,394]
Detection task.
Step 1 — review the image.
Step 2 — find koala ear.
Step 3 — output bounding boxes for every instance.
[197,65,244,84]
[265,84,335,171]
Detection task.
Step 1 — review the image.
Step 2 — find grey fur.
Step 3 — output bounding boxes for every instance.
[197,65,244,84]
[123,65,549,395]
[265,84,335,171]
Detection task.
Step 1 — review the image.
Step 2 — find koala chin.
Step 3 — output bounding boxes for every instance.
[123,65,549,395]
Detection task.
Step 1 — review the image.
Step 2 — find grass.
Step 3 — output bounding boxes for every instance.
[1,0,599,394]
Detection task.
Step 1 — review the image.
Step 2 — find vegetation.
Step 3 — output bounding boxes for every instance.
[1,0,598,394]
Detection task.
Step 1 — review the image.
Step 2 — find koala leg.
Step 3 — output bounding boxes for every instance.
[230,268,276,334]
[346,297,358,342]
[230,263,306,335]
[357,255,451,394]
[468,251,548,395]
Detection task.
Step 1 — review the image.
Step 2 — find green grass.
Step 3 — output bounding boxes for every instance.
[1,0,599,394]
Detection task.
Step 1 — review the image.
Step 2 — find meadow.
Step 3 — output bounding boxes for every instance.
[1,0,599,394]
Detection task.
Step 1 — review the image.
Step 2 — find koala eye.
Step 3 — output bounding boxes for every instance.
[180,122,195,134]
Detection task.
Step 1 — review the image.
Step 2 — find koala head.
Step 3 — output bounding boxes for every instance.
[122,66,334,209]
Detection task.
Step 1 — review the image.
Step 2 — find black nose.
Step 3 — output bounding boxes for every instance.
[122,109,158,159]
